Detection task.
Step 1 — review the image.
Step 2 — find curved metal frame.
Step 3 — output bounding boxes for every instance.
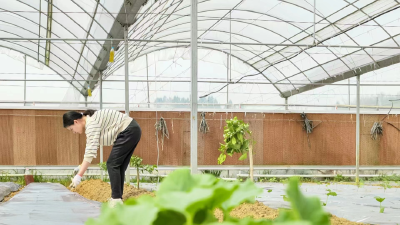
[2,0,400,97]
[2,0,120,92]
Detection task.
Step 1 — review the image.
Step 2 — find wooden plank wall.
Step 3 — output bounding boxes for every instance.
[1,109,400,166]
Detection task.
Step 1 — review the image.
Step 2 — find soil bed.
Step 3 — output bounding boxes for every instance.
[213,201,363,225]
[69,179,153,202]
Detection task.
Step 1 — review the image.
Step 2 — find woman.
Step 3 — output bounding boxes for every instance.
[63,109,141,207]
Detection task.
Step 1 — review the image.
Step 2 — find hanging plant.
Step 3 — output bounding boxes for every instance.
[155,117,169,151]
[371,99,400,140]
[300,112,321,148]
[199,112,210,134]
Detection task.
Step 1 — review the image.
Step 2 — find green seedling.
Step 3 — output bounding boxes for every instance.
[269,177,277,182]
[98,162,108,182]
[130,155,158,188]
[375,196,385,213]
[323,189,337,206]
[381,180,392,192]
[268,189,272,193]
[357,179,365,191]
[281,194,290,202]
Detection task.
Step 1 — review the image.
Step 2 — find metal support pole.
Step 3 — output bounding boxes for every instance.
[285,98,288,110]
[85,96,87,107]
[146,54,150,108]
[24,55,26,106]
[124,26,131,184]
[228,11,232,106]
[227,53,229,106]
[313,0,316,44]
[356,75,360,184]
[100,74,103,181]
[190,0,198,174]
[348,78,351,111]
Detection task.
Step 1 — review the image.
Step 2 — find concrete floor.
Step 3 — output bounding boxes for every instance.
[0,183,101,225]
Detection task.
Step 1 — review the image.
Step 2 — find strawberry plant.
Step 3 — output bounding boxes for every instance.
[130,155,158,188]
[218,117,254,181]
[86,170,330,225]
[375,196,385,213]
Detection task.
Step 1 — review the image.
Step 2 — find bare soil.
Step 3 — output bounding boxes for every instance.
[68,179,153,202]
[214,201,363,225]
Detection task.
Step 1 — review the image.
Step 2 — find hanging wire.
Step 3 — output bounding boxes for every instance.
[155,117,169,151]
[199,112,210,134]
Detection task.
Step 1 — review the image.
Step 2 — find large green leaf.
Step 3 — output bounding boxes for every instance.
[238,153,247,161]
[221,180,262,212]
[153,210,186,225]
[86,201,159,225]
[157,188,215,218]
[275,178,330,225]
[157,169,195,194]
[238,133,244,143]
[218,153,226,164]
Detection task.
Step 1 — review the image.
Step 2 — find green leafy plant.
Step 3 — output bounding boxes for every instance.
[130,155,158,188]
[218,117,255,181]
[333,174,350,182]
[98,162,108,181]
[375,196,385,213]
[269,177,277,183]
[381,180,392,192]
[268,190,272,193]
[86,170,330,225]
[357,179,364,191]
[323,189,337,206]
[281,195,290,202]
[202,170,222,178]
[275,177,330,224]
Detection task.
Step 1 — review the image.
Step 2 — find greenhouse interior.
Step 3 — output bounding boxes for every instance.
[1,0,400,224]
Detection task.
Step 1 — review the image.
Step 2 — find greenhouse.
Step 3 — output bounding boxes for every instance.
[1,0,400,224]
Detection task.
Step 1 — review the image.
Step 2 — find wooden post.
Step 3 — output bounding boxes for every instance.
[249,144,254,182]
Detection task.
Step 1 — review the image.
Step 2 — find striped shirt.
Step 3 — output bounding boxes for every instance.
[84,109,133,163]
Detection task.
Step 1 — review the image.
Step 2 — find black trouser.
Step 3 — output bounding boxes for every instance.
[107,119,141,199]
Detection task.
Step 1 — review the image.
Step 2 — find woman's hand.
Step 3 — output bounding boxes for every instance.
[69,175,82,188]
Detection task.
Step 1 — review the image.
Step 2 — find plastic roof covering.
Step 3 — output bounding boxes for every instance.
[104,0,400,98]
[0,0,123,93]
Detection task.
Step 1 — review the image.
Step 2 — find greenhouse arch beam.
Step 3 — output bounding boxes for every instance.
[102,45,285,96]
[0,44,83,94]
[83,0,147,96]
[280,53,400,98]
